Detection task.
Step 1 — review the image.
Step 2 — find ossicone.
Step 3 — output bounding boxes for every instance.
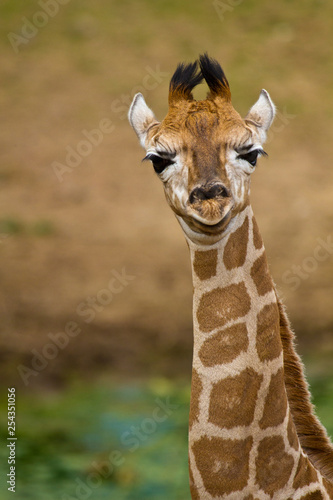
[168,53,231,105]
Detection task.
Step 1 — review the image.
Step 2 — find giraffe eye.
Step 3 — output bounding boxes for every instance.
[237,149,267,167]
[143,154,175,174]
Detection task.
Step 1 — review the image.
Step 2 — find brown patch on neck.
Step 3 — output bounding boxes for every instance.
[208,368,263,429]
[192,435,253,496]
[197,282,251,333]
[259,368,288,429]
[292,454,318,490]
[193,249,218,280]
[287,413,300,451]
[250,252,274,296]
[252,216,263,250]
[189,368,202,430]
[198,322,248,366]
[223,215,249,270]
[256,302,282,362]
[255,436,294,496]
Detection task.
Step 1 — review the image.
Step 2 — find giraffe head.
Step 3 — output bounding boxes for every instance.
[129,55,275,243]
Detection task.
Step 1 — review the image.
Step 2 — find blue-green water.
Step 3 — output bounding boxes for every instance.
[1,379,191,499]
[1,375,332,499]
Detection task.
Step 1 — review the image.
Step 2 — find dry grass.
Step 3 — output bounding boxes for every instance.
[0,0,333,388]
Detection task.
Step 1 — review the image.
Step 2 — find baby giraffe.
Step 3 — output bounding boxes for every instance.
[128,54,333,499]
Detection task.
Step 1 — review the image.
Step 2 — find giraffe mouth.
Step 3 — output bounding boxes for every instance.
[185,208,233,234]
[188,199,227,222]
[186,198,234,233]
[190,213,223,225]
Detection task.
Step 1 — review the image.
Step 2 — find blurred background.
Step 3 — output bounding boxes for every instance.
[0,0,333,498]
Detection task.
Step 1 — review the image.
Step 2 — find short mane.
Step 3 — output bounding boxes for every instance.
[278,299,333,482]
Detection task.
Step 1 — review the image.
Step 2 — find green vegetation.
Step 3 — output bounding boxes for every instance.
[0,376,332,500]
[0,217,25,235]
[0,380,190,500]
[30,219,55,237]
[0,218,55,237]
[310,375,333,440]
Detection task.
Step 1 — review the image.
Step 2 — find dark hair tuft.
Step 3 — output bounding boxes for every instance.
[169,54,231,103]
[169,61,204,102]
[199,53,231,101]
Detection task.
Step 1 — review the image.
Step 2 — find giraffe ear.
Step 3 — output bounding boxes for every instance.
[245,89,276,133]
[128,93,159,147]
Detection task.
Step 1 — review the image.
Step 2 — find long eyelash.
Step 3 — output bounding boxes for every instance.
[142,153,175,175]
[142,154,156,162]
[236,148,268,167]
[258,148,268,157]
[142,152,176,162]
[236,148,268,160]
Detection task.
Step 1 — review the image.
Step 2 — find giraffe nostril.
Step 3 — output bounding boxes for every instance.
[189,184,229,203]
[210,184,229,198]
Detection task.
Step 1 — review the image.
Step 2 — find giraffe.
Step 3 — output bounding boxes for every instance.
[128,54,333,499]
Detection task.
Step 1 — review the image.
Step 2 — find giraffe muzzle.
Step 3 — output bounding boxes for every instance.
[189,183,229,204]
[187,182,232,226]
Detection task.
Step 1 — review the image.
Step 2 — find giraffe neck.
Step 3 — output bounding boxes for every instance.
[185,205,331,499]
